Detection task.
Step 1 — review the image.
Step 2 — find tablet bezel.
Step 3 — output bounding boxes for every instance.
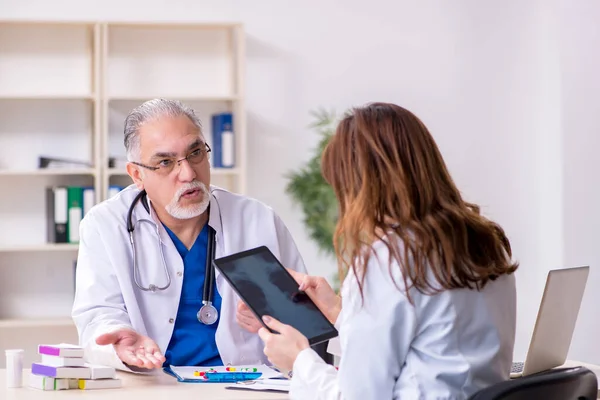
[213,245,338,346]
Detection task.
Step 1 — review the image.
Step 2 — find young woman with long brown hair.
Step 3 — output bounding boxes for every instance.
[258,102,518,399]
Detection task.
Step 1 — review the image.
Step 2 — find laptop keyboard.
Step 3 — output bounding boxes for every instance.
[511,362,524,374]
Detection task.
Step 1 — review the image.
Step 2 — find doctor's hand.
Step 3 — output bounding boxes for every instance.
[236,300,263,333]
[96,328,166,369]
[287,270,342,324]
[258,316,309,372]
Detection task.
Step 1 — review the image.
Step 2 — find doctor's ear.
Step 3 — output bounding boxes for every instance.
[126,163,145,191]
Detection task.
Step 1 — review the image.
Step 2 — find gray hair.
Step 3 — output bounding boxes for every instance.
[123,98,203,161]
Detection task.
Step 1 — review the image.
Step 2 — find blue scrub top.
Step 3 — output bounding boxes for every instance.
[163,223,223,367]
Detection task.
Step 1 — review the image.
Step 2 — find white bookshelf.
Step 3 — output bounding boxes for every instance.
[0,244,80,253]
[0,20,246,367]
[0,317,75,329]
[0,169,97,177]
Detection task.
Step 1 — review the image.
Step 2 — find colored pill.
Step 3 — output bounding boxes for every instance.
[226,367,236,371]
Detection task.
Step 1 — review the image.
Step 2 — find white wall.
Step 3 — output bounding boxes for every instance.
[1,0,599,363]
[558,0,600,364]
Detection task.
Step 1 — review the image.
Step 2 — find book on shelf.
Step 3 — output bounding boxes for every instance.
[46,186,95,244]
[108,157,128,169]
[38,156,92,170]
[212,112,235,168]
[108,185,125,199]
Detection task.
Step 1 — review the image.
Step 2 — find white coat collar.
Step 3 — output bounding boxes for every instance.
[134,186,224,247]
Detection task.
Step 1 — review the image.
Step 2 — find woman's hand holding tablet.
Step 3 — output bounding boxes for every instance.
[213,246,339,345]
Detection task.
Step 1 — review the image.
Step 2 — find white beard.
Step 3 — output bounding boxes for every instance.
[165,181,210,219]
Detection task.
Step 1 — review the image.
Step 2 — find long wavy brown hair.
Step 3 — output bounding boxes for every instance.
[321,102,518,302]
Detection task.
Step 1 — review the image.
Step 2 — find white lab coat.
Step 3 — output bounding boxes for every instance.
[71,184,307,372]
[290,238,516,400]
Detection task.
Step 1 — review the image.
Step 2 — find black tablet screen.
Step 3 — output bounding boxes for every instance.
[213,246,338,345]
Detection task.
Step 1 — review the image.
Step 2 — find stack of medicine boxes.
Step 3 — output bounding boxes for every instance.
[28,343,121,390]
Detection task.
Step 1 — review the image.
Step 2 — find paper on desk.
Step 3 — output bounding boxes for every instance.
[169,364,283,381]
[226,377,290,393]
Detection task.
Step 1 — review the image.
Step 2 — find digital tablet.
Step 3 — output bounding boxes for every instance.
[213,246,338,346]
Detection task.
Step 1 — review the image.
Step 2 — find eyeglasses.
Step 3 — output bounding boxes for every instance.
[132,143,211,176]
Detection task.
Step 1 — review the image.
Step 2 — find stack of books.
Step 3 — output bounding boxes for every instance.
[28,343,121,391]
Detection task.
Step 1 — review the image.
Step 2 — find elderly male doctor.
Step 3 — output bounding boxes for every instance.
[71,98,307,372]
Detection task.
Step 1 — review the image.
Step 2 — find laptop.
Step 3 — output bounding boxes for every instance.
[510,265,589,378]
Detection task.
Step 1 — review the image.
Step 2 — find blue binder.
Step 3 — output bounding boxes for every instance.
[211,112,235,168]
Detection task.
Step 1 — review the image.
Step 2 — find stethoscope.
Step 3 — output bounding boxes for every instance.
[126,190,219,325]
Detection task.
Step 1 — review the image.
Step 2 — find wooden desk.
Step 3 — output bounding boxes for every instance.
[2,362,599,399]
[1,369,288,399]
